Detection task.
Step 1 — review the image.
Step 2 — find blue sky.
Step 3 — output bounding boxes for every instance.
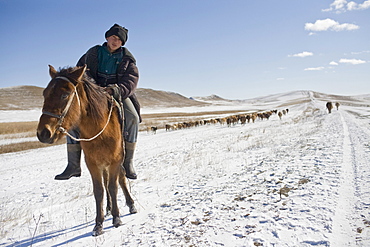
[0,0,369,99]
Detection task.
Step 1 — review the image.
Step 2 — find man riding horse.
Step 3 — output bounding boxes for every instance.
[55,24,140,180]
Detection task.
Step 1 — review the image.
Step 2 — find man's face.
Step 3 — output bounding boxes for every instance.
[106,35,122,52]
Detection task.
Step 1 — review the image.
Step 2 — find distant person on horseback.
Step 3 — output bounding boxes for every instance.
[55,24,140,180]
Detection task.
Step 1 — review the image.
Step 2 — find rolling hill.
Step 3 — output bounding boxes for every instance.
[2,85,368,112]
[0,86,210,111]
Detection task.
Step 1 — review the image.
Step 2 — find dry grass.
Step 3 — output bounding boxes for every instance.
[0,139,65,154]
[0,121,38,135]
[0,121,65,154]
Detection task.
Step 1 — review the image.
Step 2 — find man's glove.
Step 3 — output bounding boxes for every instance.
[105,84,121,102]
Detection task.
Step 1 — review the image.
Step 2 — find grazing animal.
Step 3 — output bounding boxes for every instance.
[231,115,238,125]
[251,113,257,123]
[326,102,333,114]
[335,102,340,110]
[219,118,227,125]
[37,65,137,236]
[240,115,247,125]
[226,117,232,127]
[149,126,157,134]
[278,111,283,120]
[263,112,272,120]
[165,124,172,131]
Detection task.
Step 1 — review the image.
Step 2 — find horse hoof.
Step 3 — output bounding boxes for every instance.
[129,205,137,214]
[113,217,122,228]
[92,224,103,236]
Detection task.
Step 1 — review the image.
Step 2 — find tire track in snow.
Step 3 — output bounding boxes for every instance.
[329,112,356,246]
[342,110,370,244]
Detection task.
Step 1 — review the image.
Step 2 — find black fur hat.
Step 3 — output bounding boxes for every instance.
[105,24,128,46]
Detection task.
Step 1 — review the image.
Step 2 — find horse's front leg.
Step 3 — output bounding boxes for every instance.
[91,173,105,236]
[108,165,121,228]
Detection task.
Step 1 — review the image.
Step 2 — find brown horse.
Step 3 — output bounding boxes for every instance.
[37,65,137,236]
[335,102,340,110]
[326,102,333,114]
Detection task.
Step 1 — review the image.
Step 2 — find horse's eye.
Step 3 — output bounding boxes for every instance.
[61,93,69,100]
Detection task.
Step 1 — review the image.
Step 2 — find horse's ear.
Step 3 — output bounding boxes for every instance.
[48,65,57,78]
[69,65,87,83]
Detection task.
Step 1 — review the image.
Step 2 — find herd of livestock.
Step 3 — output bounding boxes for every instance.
[147,109,290,134]
[147,101,341,134]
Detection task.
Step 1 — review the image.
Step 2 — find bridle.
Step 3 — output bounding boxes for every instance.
[42,76,80,127]
[42,76,114,142]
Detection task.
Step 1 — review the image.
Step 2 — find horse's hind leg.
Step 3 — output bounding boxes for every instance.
[103,170,112,216]
[119,167,137,214]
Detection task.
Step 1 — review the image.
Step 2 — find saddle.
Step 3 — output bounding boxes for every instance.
[112,97,124,128]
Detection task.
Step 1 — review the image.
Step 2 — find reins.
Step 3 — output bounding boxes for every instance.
[42,76,114,142]
[59,96,114,142]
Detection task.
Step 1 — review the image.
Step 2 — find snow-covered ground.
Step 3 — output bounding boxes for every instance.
[1,92,370,246]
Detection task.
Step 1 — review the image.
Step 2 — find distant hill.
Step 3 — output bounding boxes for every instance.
[136,88,208,108]
[245,90,369,108]
[0,86,44,110]
[192,94,232,103]
[0,86,209,110]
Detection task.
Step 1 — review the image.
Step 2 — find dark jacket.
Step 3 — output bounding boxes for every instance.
[77,44,141,122]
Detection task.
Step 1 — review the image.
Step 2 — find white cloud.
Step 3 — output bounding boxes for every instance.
[323,0,370,12]
[339,58,366,64]
[305,18,359,32]
[322,0,348,12]
[276,78,285,81]
[358,0,370,9]
[347,1,358,10]
[288,51,313,58]
[304,67,325,71]
[351,50,370,55]
[347,0,370,10]
[329,61,339,65]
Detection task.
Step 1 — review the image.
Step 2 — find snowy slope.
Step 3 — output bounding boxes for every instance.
[1,93,370,246]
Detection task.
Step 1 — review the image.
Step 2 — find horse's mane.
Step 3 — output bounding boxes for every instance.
[57,67,110,124]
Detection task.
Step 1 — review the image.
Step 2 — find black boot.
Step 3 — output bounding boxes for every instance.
[55,143,82,180]
[123,141,137,179]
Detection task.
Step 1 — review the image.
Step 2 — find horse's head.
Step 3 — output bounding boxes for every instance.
[37,65,86,144]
